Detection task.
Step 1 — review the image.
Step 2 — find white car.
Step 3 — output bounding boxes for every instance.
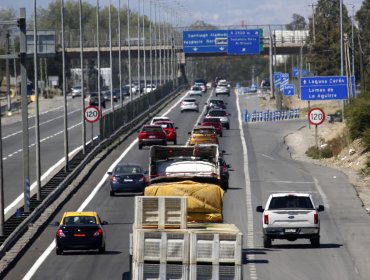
[71,86,83,98]
[205,109,230,129]
[256,193,324,248]
[188,86,203,97]
[180,98,199,113]
[144,84,157,93]
[215,85,230,96]
[150,116,170,124]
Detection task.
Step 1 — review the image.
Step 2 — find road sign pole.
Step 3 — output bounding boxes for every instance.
[308,101,311,129]
[315,125,318,149]
[91,123,94,147]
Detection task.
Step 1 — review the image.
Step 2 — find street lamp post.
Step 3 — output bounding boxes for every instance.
[127,0,132,102]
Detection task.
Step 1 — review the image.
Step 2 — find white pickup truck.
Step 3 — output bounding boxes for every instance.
[256,193,324,248]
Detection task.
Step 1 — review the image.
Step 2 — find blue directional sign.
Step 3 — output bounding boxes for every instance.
[292,68,299,78]
[183,30,228,54]
[351,76,356,98]
[227,29,260,55]
[280,73,289,91]
[274,72,282,89]
[302,69,310,77]
[284,84,295,96]
[300,76,348,101]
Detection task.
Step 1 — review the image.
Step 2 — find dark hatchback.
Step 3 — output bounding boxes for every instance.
[107,163,147,196]
[55,211,107,255]
[89,92,106,108]
[219,157,231,189]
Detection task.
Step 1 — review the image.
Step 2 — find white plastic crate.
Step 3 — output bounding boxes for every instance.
[189,264,242,280]
[133,229,190,263]
[135,196,187,229]
[132,262,189,280]
[189,232,242,265]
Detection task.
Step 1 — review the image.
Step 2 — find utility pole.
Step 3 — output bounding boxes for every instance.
[79,0,86,154]
[6,31,11,112]
[127,0,132,102]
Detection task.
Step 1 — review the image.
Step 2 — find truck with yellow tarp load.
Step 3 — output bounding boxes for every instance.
[129,144,242,279]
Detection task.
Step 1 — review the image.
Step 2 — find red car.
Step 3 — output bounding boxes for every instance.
[153,121,178,145]
[138,125,167,149]
[200,117,223,137]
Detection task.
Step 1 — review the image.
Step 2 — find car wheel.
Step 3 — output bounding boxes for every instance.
[263,236,272,248]
[174,139,177,145]
[56,248,63,255]
[216,94,218,97]
[310,236,320,248]
[72,96,75,99]
[163,141,167,146]
[181,110,183,113]
[138,143,142,150]
[226,124,230,130]
[228,94,230,96]
[99,244,106,254]
[110,190,115,196]
[220,132,223,137]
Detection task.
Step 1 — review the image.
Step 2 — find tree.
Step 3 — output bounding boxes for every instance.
[286,14,307,30]
[307,0,352,76]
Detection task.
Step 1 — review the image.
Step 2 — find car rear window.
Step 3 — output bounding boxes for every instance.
[193,128,216,134]
[115,165,143,174]
[184,99,196,103]
[191,87,201,91]
[157,123,173,128]
[209,110,226,116]
[268,196,314,210]
[63,216,97,225]
[210,100,224,105]
[142,126,163,133]
[203,118,221,123]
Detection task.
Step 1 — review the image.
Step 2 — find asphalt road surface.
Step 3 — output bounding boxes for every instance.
[4,89,370,280]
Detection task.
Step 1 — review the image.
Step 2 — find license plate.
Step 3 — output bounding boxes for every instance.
[74,233,86,237]
[284,228,296,233]
[124,179,133,182]
[149,135,156,139]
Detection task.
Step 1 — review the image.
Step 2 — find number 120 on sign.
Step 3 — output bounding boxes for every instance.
[84,106,101,123]
[308,108,325,126]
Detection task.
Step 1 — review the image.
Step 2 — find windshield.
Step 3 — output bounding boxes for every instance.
[268,196,314,210]
[209,110,226,116]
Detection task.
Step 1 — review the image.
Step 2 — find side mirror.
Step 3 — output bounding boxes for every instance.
[227,164,232,168]
[136,130,140,133]
[256,206,264,213]
[204,102,208,105]
[188,132,191,135]
[175,127,179,129]
[101,221,108,225]
[317,205,325,212]
[228,113,231,116]
[225,103,228,105]
[144,170,148,174]
[107,171,112,175]
[221,150,226,154]
[197,123,201,125]
[53,221,60,227]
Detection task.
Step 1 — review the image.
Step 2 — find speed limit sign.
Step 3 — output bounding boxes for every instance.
[84,106,101,123]
[308,108,325,126]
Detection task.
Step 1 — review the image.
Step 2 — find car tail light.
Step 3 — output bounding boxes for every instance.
[56,229,65,237]
[211,134,217,138]
[314,213,319,224]
[139,175,146,182]
[93,228,103,237]
[264,214,269,225]
[111,176,117,183]
[222,166,228,172]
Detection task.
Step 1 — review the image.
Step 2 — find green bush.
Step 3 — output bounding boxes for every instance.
[345,98,370,140]
[362,128,370,152]
[326,133,349,156]
[306,145,333,159]
[360,156,370,176]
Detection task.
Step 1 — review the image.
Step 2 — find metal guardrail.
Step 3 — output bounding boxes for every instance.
[0,83,185,268]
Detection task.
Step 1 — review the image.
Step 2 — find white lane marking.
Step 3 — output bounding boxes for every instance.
[3,108,80,140]
[260,153,275,160]
[2,122,82,161]
[4,145,82,215]
[23,90,187,280]
[254,180,313,184]
[313,177,330,209]
[235,90,257,279]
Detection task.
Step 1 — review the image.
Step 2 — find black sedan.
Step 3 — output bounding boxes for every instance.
[55,211,107,255]
[107,163,147,196]
[89,92,106,108]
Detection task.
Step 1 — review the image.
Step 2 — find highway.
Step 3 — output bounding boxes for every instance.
[3,89,370,280]
[1,96,132,217]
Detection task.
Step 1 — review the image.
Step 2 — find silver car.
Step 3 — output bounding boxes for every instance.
[180,98,199,113]
[215,85,230,96]
[71,86,83,98]
[188,86,203,97]
[205,109,230,129]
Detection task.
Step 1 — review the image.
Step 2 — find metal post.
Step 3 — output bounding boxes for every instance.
[269,35,274,98]
[351,5,355,77]
[315,125,318,148]
[118,0,123,106]
[127,0,132,102]
[154,1,158,87]
[97,0,102,113]
[6,31,11,112]
[312,4,316,44]
[159,6,162,86]
[79,0,86,154]
[142,0,147,94]
[149,0,153,89]
[0,93,4,235]
[137,0,141,96]
[19,8,30,212]
[34,0,41,200]
[340,0,345,118]
[109,0,114,112]
[61,0,69,171]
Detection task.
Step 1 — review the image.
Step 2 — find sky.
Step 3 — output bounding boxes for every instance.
[0,0,365,27]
